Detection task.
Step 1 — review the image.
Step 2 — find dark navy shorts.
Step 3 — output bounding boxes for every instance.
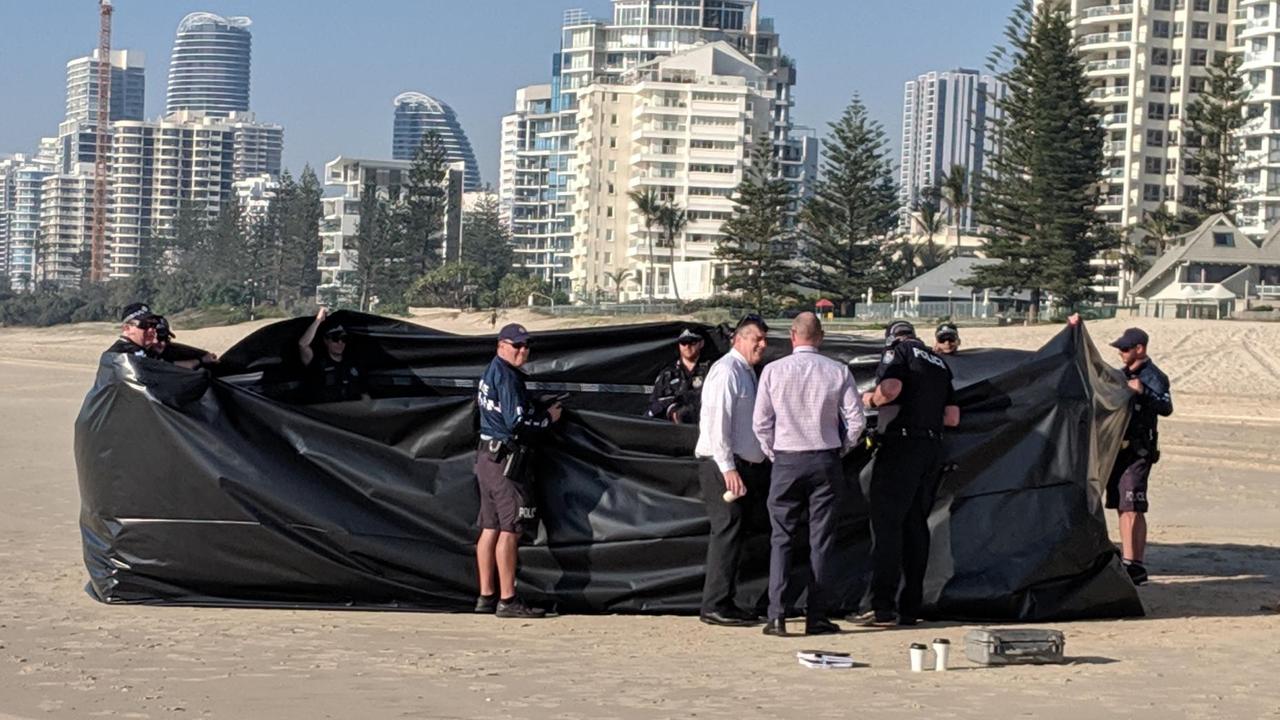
[475,452,535,533]
[1105,452,1150,513]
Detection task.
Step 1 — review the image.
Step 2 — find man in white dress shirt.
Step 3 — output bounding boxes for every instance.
[694,314,770,627]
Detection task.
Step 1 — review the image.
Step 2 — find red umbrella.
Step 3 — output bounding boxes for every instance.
[815,298,835,309]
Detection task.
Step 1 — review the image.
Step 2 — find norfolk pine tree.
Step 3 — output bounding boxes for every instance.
[797,96,898,316]
[967,0,1113,319]
[715,136,795,310]
[1185,52,1247,220]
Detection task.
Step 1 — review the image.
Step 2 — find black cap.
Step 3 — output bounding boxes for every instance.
[498,323,530,344]
[121,302,157,324]
[1110,327,1149,350]
[323,323,347,340]
[154,316,174,340]
[677,328,702,343]
[936,322,959,341]
[885,320,916,339]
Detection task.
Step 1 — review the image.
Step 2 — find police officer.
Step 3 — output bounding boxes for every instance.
[475,323,563,619]
[106,302,160,357]
[934,322,960,356]
[859,320,960,627]
[298,307,366,403]
[646,328,709,424]
[149,316,218,369]
[1106,327,1173,586]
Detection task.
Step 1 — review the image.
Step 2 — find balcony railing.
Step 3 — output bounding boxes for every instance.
[1101,113,1129,125]
[1080,31,1132,45]
[1089,86,1130,99]
[1085,58,1132,73]
[1083,3,1134,18]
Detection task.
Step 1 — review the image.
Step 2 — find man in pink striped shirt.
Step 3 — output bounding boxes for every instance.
[752,312,865,636]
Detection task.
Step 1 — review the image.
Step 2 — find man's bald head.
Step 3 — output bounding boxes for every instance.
[791,312,824,348]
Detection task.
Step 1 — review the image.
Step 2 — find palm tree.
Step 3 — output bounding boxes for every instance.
[940,164,970,252]
[605,269,633,302]
[627,187,662,303]
[658,202,688,303]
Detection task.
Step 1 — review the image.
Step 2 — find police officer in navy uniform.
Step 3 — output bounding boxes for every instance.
[474,323,563,619]
[107,302,160,357]
[150,316,219,369]
[859,320,960,627]
[934,322,961,356]
[646,328,709,424]
[297,307,365,403]
[1106,327,1173,586]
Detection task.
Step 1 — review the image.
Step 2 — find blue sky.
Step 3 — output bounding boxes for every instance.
[0,0,1015,185]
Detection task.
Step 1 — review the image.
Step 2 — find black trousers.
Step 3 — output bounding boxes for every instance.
[868,436,943,619]
[766,449,844,621]
[699,456,770,614]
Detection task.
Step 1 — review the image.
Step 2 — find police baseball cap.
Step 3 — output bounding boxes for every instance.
[498,323,531,344]
[154,316,175,340]
[121,302,158,325]
[885,320,916,339]
[936,322,959,341]
[1110,327,1149,350]
[323,323,348,340]
[677,328,702,343]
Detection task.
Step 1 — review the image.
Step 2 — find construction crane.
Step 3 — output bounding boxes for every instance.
[90,0,113,284]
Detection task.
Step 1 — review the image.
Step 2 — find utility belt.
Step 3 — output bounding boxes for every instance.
[881,426,942,441]
[480,437,533,481]
[1120,427,1160,464]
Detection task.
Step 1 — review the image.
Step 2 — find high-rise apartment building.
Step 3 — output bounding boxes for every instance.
[165,12,252,117]
[391,92,482,191]
[234,174,279,226]
[1060,0,1235,300]
[899,68,1005,232]
[0,156,23,280]
[502,1,796,294]
[39,166,96,287]
[106,110,280,279]
[6,142,56,291]
[1235,1,1280,236]
[499,84,552,226]
[569,42,776,300]
[316,156,466,304]
[66,49,145,125]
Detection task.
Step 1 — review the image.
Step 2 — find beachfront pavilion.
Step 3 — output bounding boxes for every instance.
[891,256,1032,319]
[1131,214,1280,319]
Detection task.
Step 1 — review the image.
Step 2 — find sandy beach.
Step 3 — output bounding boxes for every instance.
[1,312,1277,719]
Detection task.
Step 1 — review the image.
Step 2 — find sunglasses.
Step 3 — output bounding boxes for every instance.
[938,337,958,343]
[325,333,348,342]
[678,338,702,346]
[505,341,528,350]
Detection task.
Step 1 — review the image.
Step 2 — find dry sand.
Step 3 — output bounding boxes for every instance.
[0,312,1278,719]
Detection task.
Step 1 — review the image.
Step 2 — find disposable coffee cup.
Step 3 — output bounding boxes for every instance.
[932,638,951,672]
[909,643,927,672]
[723,489,742,503]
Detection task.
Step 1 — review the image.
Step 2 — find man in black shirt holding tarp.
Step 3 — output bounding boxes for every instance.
[298,307,366,403]
[1106,327,1173,586]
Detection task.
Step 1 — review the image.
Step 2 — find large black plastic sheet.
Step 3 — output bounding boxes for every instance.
[75,312,1143,620]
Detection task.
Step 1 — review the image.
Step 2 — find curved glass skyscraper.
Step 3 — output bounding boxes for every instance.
[392,92,481,191]
[165,12,252,117]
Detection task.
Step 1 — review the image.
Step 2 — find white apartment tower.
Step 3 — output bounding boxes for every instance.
[316,156,466,304]
[39,167,96,287]
[103,110,281,279]
[1235,1,1280,236]
[569,42,776,300]
[6,146,56,291]
[66,49,146,125]
[502,1,797,293]
[899,69,1005,232]
[1060,0,1235,300]
[499,84,552,227]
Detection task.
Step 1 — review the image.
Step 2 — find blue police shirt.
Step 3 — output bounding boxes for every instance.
[478,356,550,442]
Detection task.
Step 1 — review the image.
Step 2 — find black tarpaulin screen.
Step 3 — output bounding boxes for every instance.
[75,312,1143,621]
